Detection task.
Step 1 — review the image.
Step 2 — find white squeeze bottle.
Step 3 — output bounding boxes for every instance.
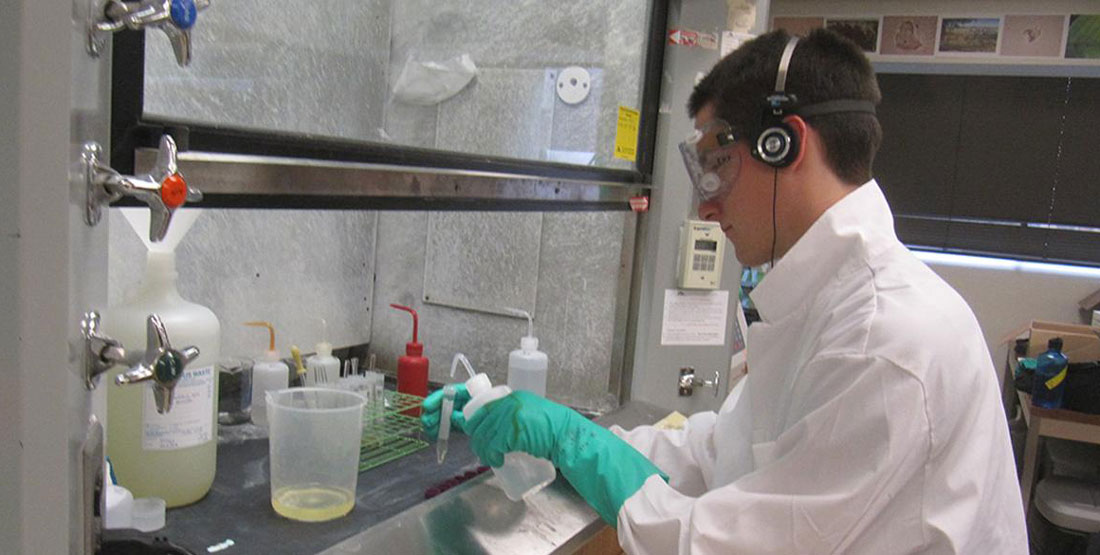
[245,321,289,428]
[452,353,557,501]
[103,209,220,508]
[505,308,548,396]
[306,318,340,387]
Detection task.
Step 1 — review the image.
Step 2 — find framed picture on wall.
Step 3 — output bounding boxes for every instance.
[1065,14,1100,59]
[938,17,1001,54]
[880,16,938,56]
[825,18,881,52]
[1001,15,1064,57]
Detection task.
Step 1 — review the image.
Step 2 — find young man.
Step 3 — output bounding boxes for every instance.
[423,29,1027,553]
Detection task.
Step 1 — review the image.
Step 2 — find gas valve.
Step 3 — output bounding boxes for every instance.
[83,135,202,242]
[87,0,211,66]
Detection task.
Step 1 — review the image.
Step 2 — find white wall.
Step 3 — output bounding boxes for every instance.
[923,254,1100,378]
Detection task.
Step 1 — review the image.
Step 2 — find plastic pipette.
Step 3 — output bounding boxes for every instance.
[437,384,457,464]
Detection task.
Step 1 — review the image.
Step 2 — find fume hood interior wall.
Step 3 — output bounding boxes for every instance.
[383,0,648,168]
[116,1,660,412]
[108,207,631,413]
[143,0,650,168]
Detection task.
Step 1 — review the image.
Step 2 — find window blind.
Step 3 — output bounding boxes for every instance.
[874,73,1100,266]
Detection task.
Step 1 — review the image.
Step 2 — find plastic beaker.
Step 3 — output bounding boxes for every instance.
[267,388,365,522]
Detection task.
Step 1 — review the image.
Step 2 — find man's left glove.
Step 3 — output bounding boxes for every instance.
[465,391,667,526]
[420,383,471,441]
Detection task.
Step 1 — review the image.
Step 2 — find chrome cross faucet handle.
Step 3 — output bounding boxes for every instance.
[83,135,202,242]
[81,311,128,390]
[115,314,200,414]
[88,0,211,66]
[678,367,721,398]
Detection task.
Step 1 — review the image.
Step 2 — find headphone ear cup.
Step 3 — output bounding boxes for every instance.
[754,124,799,168]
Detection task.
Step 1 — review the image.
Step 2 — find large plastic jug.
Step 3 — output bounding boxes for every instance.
[103,250,220,507]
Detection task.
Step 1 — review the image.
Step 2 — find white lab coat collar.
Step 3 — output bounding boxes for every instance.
[750,179,894,324]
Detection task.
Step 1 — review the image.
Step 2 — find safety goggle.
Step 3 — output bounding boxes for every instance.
[678,119,741,201]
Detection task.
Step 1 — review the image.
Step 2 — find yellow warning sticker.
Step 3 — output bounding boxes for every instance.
[614,106,640,162]
[1045,367,1067,390]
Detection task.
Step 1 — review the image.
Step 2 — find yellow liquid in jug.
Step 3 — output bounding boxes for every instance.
[272,486,355,522]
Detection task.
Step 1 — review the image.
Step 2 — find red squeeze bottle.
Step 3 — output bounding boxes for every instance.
[391,304,428,415]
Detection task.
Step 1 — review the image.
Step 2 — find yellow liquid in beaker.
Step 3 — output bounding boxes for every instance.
[271,486,355,522]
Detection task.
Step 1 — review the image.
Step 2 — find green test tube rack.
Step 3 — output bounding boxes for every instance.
[359,390,429,472]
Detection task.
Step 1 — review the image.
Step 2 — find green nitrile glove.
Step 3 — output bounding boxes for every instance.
[465,391,667,526]
[420,383,471,441]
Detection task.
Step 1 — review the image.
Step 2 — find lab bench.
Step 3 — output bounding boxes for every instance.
[160,401,667,554]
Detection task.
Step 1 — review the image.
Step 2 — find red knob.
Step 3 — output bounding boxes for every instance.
[160,173,188,209]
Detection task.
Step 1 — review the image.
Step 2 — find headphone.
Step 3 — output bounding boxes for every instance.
[752,36,878,168]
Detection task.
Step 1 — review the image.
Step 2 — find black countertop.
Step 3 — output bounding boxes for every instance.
[159,400,668,555]
[161,426,481,555]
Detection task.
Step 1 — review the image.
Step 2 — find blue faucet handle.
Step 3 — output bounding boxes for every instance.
[169,0,198,30]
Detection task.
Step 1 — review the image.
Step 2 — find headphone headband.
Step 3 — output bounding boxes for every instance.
[773,36,800,95]
[797,99,877,118]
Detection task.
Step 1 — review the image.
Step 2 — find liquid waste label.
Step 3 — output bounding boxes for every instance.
[143,365,215,450]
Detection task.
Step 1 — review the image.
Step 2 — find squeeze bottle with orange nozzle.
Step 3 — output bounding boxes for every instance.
[245,321,288,427]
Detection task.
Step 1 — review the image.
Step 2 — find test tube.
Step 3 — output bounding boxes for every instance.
[437,384,457,464]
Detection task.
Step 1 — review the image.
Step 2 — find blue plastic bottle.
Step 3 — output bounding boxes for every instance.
[1033,338,1068,409]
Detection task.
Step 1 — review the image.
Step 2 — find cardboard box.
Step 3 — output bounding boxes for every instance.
[1004,320,1100,362]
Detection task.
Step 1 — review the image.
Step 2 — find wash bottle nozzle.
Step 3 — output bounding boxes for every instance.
[450,352,490,396]
[390,304,421,355]
[244,321,279,361]
[505,308,538,352]
[315,317,332,357]
[450,352,475,380]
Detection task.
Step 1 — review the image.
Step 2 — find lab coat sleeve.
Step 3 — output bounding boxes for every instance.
[617,355,931,554]
[610,412,718,498]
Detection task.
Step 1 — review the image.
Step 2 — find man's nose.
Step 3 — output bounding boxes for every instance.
[697,199,720,222]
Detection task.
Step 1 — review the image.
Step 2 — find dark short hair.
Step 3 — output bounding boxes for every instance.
[688,29,882,184]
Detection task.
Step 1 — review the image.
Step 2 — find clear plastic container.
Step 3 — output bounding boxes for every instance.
[493,452,558,501]
[452,353,557,501]
[266,388,365,522]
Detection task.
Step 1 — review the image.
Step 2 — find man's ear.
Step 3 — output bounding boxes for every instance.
[783,115,809,169]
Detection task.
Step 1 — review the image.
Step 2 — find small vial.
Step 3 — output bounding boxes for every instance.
[436,384,457,464]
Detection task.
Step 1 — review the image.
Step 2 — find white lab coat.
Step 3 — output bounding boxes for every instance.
[614,181,1027,554]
